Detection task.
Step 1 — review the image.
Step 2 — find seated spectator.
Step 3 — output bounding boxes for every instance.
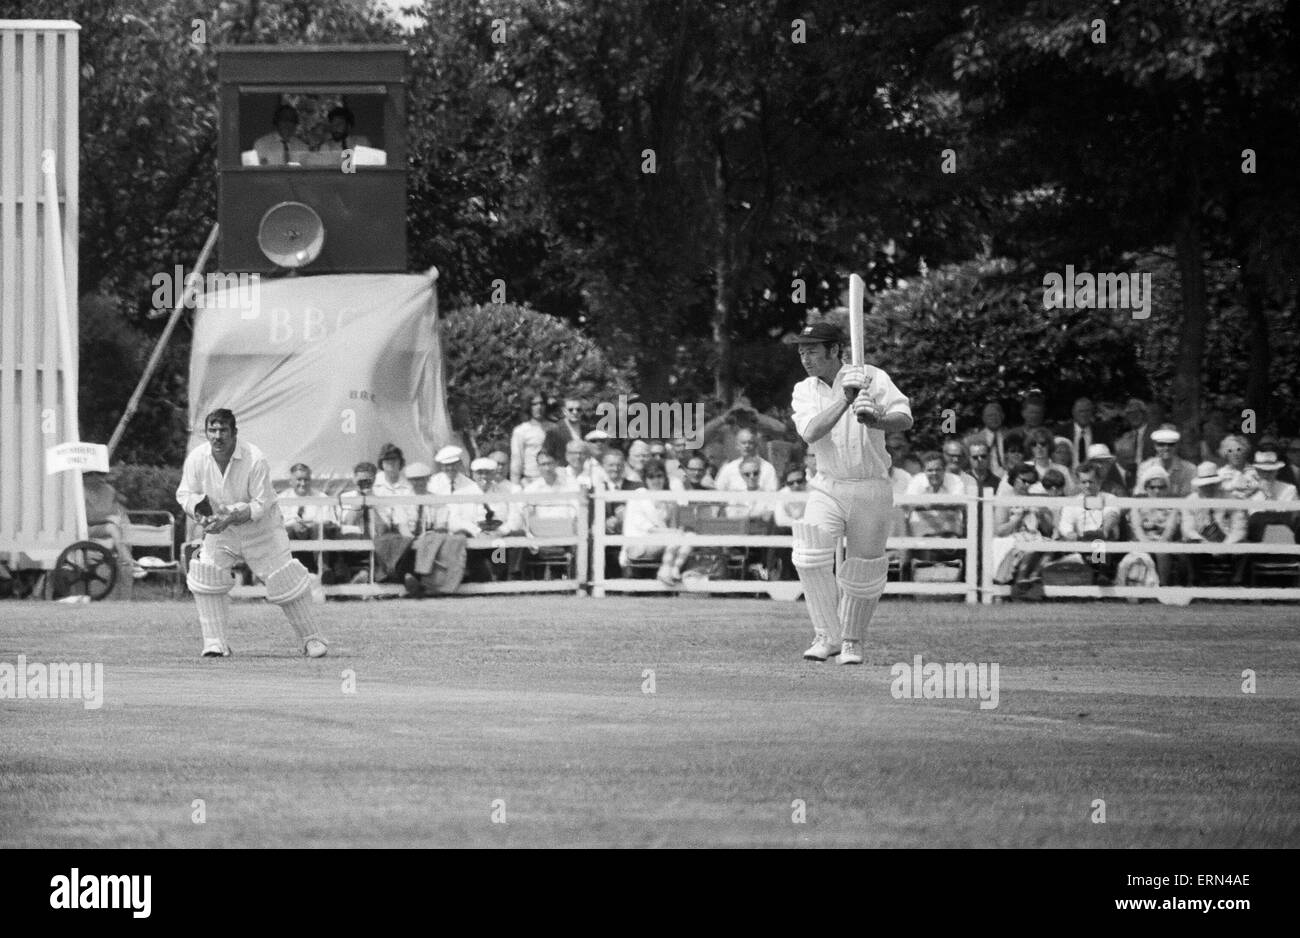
[1113,397,1155,477]
[1008,388,1049,440]
[373,442,413,533]
[1085,443,1130,497]
[595,449,638,578]
[1056,396,1113,466]
[1027,426,1074,495]
[990,463,1054,594]
[1116,463,1187,589]
[1034,467,1069,533]
[1217,434,1259,497]
[312,105,371,153]
[625,439,651,485]
[562,440,597,489]
[1281,437,1300,487]
[524,452,581,523]
[1181,461,1248,584]
[905,451,966,572]
[994,464,1054,537]
[1246,449,1299,538]
[283,462,338,573]
[1051,436,1076,478]
[968,441,1001,494]
[329,461,379,584]
[715,428,778,491]
[619,458,691,585]
[941,436,978,496]
[1198,410,1230,464]
[1056,461,1123,583]
[253,104,311,165]
[394,462,435,537]
[83,470,133,568]
[427,446,483,535]
[680,454,716,491]
[1001,434,1026,479]
[1138,424,1196,496]
[773,465,809,530]
[725,457,775,527]
[582,430,612,487]
[471,456,524,535]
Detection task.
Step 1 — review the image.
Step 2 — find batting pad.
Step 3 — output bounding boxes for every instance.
[186,559,232,647]
[791,521,840,641]
[837,555,890,643]
[265,559,312,605]
[265,560,321,642]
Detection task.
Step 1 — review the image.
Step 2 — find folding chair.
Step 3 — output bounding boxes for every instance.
[1249,524,1300,587]
[125,510,181,596]
[525,514,577,580]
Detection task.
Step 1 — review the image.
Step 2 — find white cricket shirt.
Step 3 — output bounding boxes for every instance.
[791,365,911,482]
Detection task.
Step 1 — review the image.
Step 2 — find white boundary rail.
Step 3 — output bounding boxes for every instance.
[202,489,1298,605]
[979,494,1300,603]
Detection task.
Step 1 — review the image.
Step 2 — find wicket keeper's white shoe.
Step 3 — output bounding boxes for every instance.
[304,637,329,659]
[803,635,841,661]
[201,640,231,658]
[838,639,863,665]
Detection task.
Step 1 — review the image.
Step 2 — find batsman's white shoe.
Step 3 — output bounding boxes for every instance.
[304,637,329,659]
[838,640,864,665]
[200,640,231,658]
[803,636,841,661]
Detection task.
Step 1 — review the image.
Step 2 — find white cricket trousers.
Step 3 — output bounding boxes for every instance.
[804,477,893,558]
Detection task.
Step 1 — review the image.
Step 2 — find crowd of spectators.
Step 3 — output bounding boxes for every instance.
[276,388,1300,596]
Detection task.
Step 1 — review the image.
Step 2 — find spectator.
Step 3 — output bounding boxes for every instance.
[1217,434,1259,497]
[1055,396,1112,465]
[769,465,809,581]
[1137,425,1196,497]
[594,450,638,578]
[1009,388,1048,439]
[1051,437,1076,477]
[700,398,791,472]
[994,464,1054,537]
[1056,461,1123,583]
[510,392,553,484]
[885,430,912,473]
[1114,397,1160,476]
[941,436,978,496]
[904,452,967,570]
[545,396,588,463]
[582,430,612,488]
[1280,437,1300,487]
[1085,443,1130,497]
[394,462,435,537]
[968,441,1001,494]
[283,463,338,573]
[471,457,524,535]
[1117,463,1186,588]
[725,457,775,526]
[625,439,651,484]
[524,451,581,523]
[990,463,1054,594]
[373,442,413,533]
[253,104,310,165]
[680,454,716,491]
[1198,411,1229,464]
[561,440,597,489]
[619,458,691,585]
[82,470,133,568]
[1027,427,1074,495]
[715,428,779,491]
[1246,449,1299,538]
[1036,467,1069,532]
[1002,433,1026,477]
[330,461,378,584]
[428,446,483,536]
[1182,461,1249,583]
[965,402,1010,474]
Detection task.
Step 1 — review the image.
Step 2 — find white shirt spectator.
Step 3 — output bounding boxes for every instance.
[373,473,413,533]
[715,456,779,492]
[1056,493,1122,541]
[509,421,549,483]
[524,473,580,523]
[904,470,966,537]
[427,471,483,535]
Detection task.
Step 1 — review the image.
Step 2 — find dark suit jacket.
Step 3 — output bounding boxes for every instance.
[1053,421,1114,461]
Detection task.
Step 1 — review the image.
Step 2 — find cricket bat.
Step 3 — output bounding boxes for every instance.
[848,273,865,367]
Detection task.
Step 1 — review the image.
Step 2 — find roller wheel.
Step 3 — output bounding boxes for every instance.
[51,541,118,601]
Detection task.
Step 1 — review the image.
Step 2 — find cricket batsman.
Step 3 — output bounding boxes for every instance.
[789,303,912,664]
[177,408,330,659]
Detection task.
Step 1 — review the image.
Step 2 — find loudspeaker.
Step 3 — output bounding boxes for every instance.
[257,201,325,269]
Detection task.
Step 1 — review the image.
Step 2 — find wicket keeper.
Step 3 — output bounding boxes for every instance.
[790,321,912,664]
[177,409,330,659]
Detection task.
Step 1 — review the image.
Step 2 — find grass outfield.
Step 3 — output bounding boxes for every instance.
[1,595,1297,848]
